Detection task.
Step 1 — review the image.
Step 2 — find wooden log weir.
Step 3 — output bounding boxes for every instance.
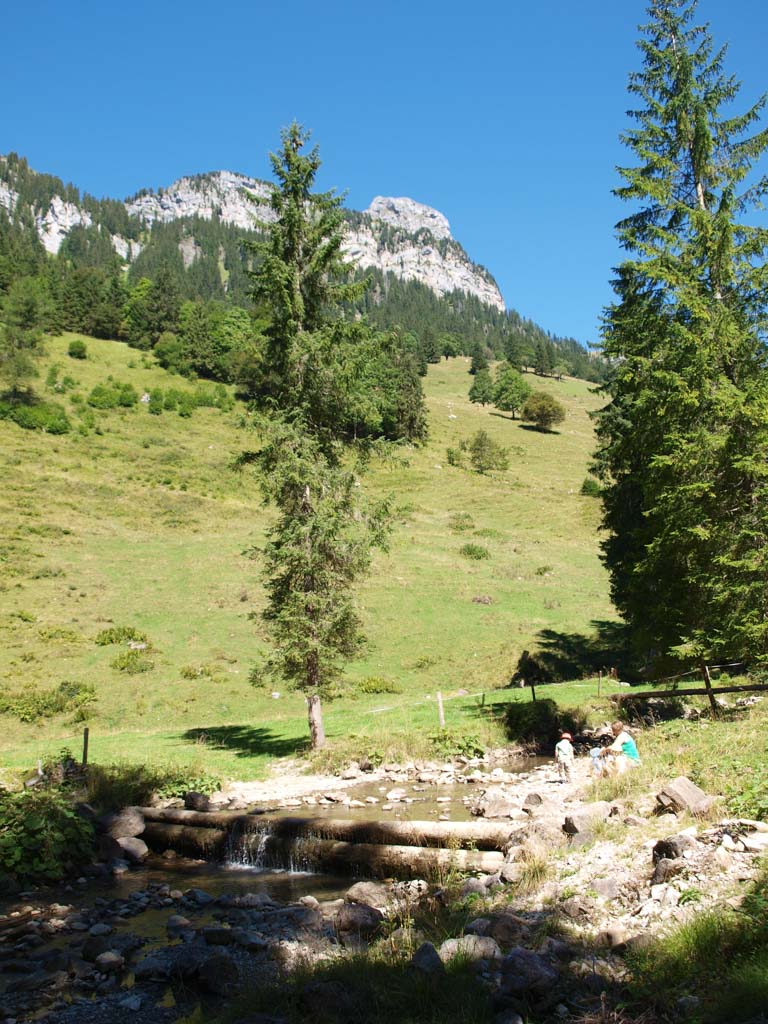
[138,807,513,851]
[137,807,512,878]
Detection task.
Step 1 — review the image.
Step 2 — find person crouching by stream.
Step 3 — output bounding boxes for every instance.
[555,731,575,783]
[598,721,641,774]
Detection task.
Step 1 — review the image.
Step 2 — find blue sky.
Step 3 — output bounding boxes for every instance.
[3,0,767,344]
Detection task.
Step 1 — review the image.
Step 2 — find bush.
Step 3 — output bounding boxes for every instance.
[85,761,223,810]
[430,729,485,758]
[67,339,87,359]
[87,382,138,409]
[521,391,566,431]
[0,789,94,883]
[95,625,148,646]
[111,650,154,674]
[448,512,475,533]
[353,676,403,695]
[0,680,96,723]
[468,430,509,473]
[460,543,490,560]
[580,475,601,497]
[0,399,70,434]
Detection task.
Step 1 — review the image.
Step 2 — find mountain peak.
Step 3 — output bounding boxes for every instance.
[366,196,452,240]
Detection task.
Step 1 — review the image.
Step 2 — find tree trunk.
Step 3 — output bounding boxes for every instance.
[308,694,326,748]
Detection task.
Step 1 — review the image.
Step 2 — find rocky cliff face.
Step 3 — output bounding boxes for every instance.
[1,163,505,310]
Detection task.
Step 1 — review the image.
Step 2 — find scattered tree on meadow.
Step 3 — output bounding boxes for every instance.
[0,276,49,396]
[469,368,494,406]
[594,0,768,666]
[522,391,566,431]
[243,124,394,747]
[493,363,532,418]
[467,429,509,473]
[469,344,489,375]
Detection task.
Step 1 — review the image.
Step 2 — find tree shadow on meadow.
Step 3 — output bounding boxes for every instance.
[511,619,636,684]
[181,725,308,759]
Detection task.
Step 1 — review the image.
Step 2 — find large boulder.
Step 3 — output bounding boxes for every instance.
[99,807,145,839]
[656,777,714,817]
[184,791,211,811]
[410,941,445,976]
[438,935,502,963]
[471,786,518,819]
[562,802,612,837]
[500,947,559,995]
[344,880,391,911]
[116,836,149,863]
[335,902,383,938]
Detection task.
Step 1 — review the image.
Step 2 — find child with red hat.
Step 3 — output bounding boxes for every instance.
[555,731,575,783]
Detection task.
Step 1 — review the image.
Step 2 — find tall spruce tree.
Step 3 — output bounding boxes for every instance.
[594,0,768,667]
[244,125,393,747]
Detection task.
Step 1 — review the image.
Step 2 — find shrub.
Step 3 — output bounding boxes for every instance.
[354,676,403,695]
[148,389,165,415]
[94,625,148,646]
[111,650,154,674]
[0,789,94,883]
[85,761,223,810]
[430,729,485,758]
[445,447,464,467]
[521,391,566,431]
[179,663,217,681]
[87,382,138,409]
[0,399,70,434]
[67,339,87,359]
[448,512,475,533]
[468,430,509,473]
[0,680,96,723]
[460,543,490,560]
[580,475,601,497]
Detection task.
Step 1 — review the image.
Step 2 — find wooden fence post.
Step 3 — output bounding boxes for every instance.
[598,670,602,698]
[437,691,445,729]
[82,727,89,766]
[700,664,718,715]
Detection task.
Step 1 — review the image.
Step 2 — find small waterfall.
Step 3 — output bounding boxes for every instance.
[225,822,326,872]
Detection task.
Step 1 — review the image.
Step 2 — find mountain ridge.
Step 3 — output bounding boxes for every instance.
[0,157,505,311]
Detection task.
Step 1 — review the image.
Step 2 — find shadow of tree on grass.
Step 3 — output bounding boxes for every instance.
[181,725,308,759]
[511,619,636,684]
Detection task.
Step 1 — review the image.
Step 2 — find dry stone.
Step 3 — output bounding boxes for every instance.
[439,934,502,963]
[656,777,714,816]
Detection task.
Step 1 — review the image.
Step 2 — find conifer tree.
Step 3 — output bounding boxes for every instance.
[469,367,494,406]
[594,0,768,666]
[243,125,393,747]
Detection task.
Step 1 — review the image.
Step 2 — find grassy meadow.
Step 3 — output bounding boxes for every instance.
[0,335,618,784]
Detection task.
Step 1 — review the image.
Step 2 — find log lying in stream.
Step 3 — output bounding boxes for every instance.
[259,837,505,878]
[141,819,504,877]
[138,808,512,851]
[142,822,228,859]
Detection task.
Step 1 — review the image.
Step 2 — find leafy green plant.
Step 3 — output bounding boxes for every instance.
[67,339,87,359]
[448,512,475,533]
[0,681,96,723]
[111,650,154,674]
[94,625,148,646]
[354,676,403,695]
[580,475,601,497]
[0,399,70,434]
[0,789,94,882]
[459,543,490,561]
[429,729,485,758]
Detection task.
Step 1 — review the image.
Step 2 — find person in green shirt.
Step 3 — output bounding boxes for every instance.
[599,721,641,774]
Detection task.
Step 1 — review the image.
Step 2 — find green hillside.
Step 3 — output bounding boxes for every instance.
[0,335,614,782]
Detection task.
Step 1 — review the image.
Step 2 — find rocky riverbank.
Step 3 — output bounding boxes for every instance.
[1,753,766,1023]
